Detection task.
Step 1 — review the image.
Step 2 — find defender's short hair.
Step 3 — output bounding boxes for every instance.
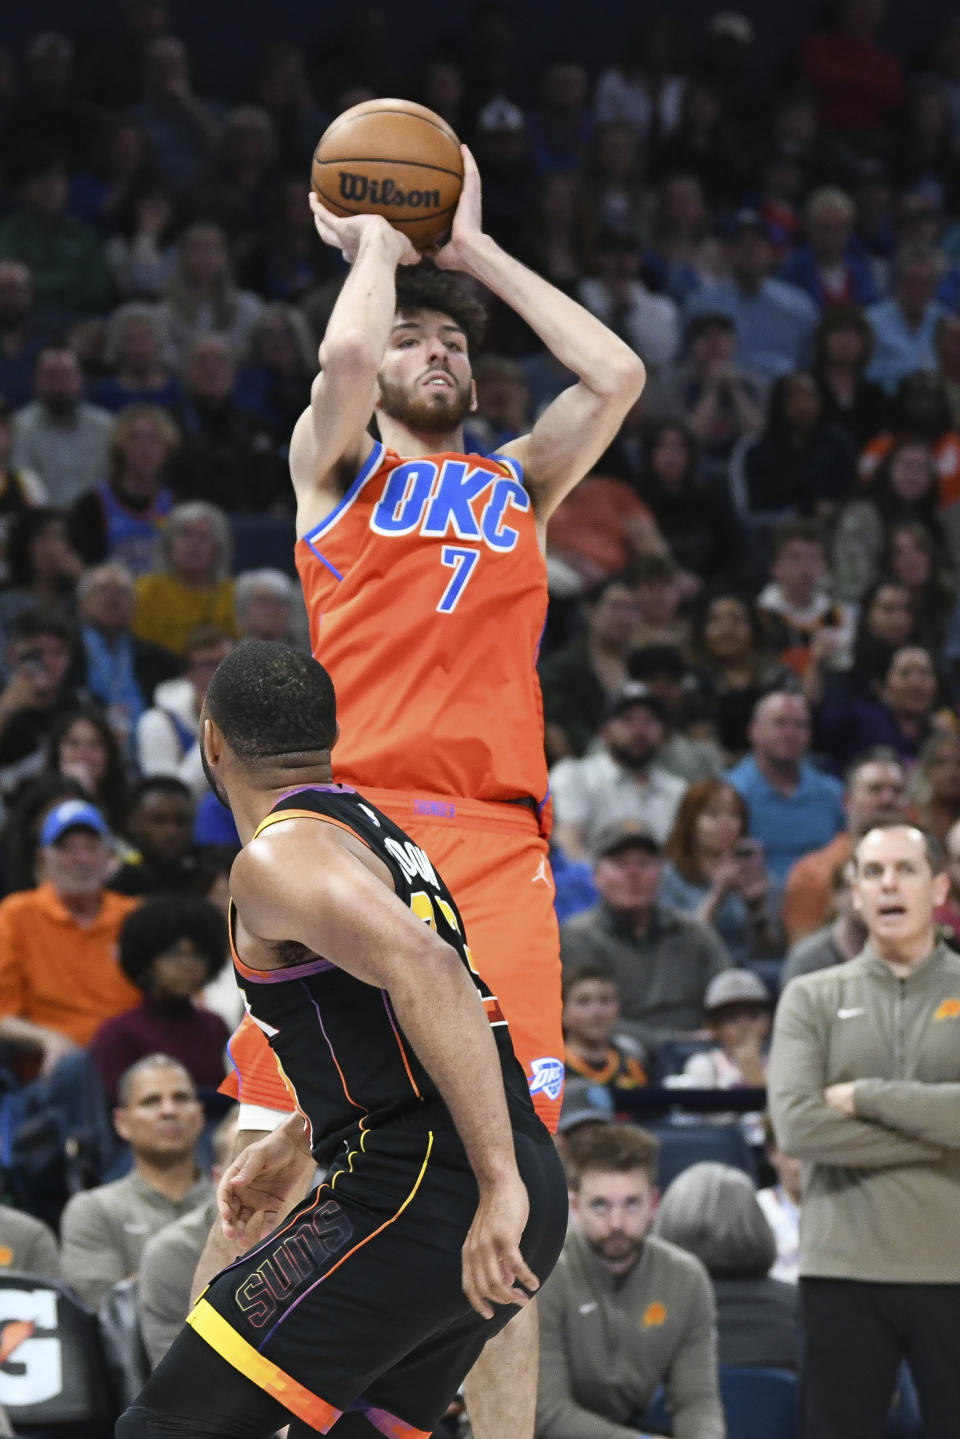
[566,1122,659,1191]
[205,640,337,761]
[394,263,487,353]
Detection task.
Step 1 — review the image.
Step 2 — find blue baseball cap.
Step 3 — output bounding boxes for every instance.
[40,799,110,848]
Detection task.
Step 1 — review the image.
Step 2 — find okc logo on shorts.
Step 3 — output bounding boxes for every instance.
[528,1057,565,1102]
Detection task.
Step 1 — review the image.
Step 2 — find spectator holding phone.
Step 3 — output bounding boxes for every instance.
[662,778,781,961]
[0,610,87,802]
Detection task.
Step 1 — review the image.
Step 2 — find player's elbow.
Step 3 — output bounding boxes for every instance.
[598,352,646,404]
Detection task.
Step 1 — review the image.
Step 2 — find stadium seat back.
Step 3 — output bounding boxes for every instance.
[98,1277,151,1410]
[650,1122,757,1189]
[720,1364,797,1439]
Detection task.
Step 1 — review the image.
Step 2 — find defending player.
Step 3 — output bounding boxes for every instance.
[217,145,646,1436]
[116,641,567,1439]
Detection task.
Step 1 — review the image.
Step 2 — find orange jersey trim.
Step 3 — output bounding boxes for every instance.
[187,1299,342,1432]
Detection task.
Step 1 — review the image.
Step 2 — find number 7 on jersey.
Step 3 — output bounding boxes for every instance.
[437,546,480,614]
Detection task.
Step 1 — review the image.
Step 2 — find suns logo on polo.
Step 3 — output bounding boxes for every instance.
[933,997,960,1020]
[642,1302,667,1327]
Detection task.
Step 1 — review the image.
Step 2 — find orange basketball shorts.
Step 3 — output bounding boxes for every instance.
[222,789,564,1133]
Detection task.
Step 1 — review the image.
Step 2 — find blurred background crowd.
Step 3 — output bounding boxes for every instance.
[0,0,955,1434]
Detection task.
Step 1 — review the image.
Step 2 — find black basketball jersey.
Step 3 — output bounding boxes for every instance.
[229,783,541,1162]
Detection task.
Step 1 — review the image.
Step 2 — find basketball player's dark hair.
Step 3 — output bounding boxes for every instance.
[205,640,337,761]
[394,262,487,353]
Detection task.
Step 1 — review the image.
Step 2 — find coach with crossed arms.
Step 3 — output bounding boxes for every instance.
[768,816,960,1439]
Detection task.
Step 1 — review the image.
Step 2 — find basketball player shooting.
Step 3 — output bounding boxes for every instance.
[213,143,647,1438]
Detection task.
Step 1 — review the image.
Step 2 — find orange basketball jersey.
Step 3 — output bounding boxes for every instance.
[295,443,550,817]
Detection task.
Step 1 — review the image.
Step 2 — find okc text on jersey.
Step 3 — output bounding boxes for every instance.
[370,457,530,552]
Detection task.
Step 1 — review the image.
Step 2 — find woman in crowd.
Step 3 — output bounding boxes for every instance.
[0,399,47,583]
[810,579,920,706]
[731,369,856,526]
[643,312,766,472]
[661,779,781,961]
[42,706,129,835]
[517,172,595,296]
[133,502,236,656]
[886,520,956,656]
[645,171,717,305]
[858,370,960,505]
[90,893,230,1108]
[0,508,83,661]
[155,221,264,365]
[69,405,178,576]
[692,591,794,759]
[234,302,316,440]
[853,579,920,690]
[192,105,279,262]
[94,303,180,413]
[637,419,746,586]
[70,116,159,238]
[653,1162,799,1369]
[831,440,946,603]
[815,643,944,773]
[649,80,743,206]
[810,304,888,447]
[593,17,686,147]
[911,731,960,844]
[890,79,960,213]
[583,122,648,238]
[233,567,301,645]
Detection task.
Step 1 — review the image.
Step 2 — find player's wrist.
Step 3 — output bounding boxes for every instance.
[451,229,499,277]
[356,217,408,257]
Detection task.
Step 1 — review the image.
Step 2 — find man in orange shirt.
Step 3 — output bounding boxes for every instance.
[0,798,140,1073]
[782,748,907,942]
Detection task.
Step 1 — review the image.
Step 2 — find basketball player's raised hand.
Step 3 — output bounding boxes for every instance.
[461,1170,538,1320]
[307,194,421,267]
[429,145,483,273]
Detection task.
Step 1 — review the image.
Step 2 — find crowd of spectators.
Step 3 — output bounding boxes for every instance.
[0,0,957,1434]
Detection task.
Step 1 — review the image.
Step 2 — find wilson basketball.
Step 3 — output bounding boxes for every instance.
[311,98,463,250]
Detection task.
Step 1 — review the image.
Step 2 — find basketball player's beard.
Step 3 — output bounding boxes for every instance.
[377,375,473,435]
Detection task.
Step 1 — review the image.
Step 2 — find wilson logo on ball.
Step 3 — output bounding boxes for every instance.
[337,172,442,210]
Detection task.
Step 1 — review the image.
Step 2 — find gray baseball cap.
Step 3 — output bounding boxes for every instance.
[703,968,771,1012]
[556,1080,615,1135]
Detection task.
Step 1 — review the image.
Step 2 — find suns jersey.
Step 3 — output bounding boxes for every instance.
[295,443,550,815]
[229,783,541,1164]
